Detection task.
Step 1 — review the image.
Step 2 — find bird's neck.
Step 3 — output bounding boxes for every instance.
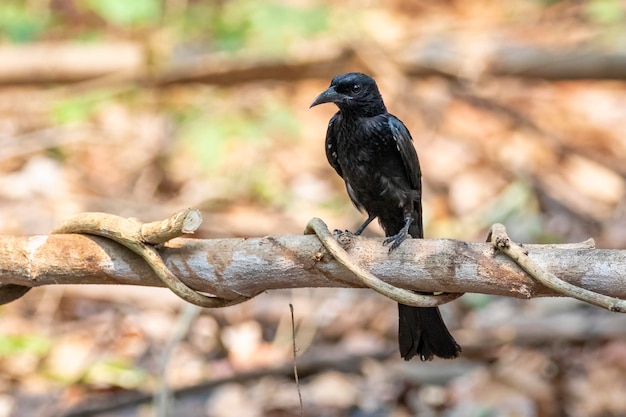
[339,99,387,119]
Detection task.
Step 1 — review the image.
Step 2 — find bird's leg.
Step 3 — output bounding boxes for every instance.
[354,214,376,235]
[383,214,413,251]
[333,214,376,237]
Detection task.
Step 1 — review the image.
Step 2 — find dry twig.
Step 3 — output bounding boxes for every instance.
[51,210,250,308]
[488,223,626,313]
[304,217,462,307]
[289,303,304,417]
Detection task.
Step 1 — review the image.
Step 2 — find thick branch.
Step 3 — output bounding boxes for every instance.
[398,41,626,80]
[2,40,626,86]
[0,234,624,300]
[0,42,143,84]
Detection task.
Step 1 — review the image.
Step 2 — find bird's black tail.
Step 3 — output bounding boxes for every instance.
[386,207,460,360]
[398,304,461,361]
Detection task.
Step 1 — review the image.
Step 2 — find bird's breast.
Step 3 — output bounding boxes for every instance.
[334,123,413,213]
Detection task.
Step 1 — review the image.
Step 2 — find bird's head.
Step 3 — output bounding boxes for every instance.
[310,72,386,117]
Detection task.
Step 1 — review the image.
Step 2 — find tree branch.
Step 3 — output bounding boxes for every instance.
[304,218,462,307]
[1,231,625,302]
[50,210,249,308]
[488,223,626,312]
[3,40,626,86]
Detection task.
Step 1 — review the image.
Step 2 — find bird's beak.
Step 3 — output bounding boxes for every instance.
[310,86,342,108]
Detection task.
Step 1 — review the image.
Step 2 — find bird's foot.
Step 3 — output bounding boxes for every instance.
[333,229,357,247]
[383,229,412,251]
[333,229,356,237]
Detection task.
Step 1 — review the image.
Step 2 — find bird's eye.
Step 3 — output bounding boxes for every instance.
[351,84,361,93]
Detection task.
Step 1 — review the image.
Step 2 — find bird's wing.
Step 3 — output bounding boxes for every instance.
[325,112,343,178]
[388,115,421,189]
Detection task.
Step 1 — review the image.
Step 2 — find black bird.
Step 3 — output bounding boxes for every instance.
[310,72,461,361]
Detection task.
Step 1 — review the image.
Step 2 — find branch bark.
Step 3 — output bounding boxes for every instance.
[399,41,626,80]
[1,233,624,301]
[2,40,626,86]
[0,42,143,84]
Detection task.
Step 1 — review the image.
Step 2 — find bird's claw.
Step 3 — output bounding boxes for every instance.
[383,230,411,251]
[333,229,355,237]
[332,229,357,247]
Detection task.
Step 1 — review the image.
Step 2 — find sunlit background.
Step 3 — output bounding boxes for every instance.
[1,0,626,416]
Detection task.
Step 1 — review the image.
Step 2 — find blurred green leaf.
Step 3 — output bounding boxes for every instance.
[178,97,299,171]
[530,0,565,5]
[247,165,290,205]
[481,180,536,225]
[585,0,625,24]
[479,180,546,242]
[51,90,114,125]
[176,96,299,206]
[210,3,251,52]
[259,102,300,137]
[247,3,328,53]
[461,293,493,310]
[0,4,47,42]
[0,334,51,357]
[179,116,229,169]
[84,357,147,389]
[84,0,161,26]
[480,180,568,243]
[178,1,328,53]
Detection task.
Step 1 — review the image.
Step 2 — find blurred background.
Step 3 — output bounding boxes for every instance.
[1,0,626,416]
